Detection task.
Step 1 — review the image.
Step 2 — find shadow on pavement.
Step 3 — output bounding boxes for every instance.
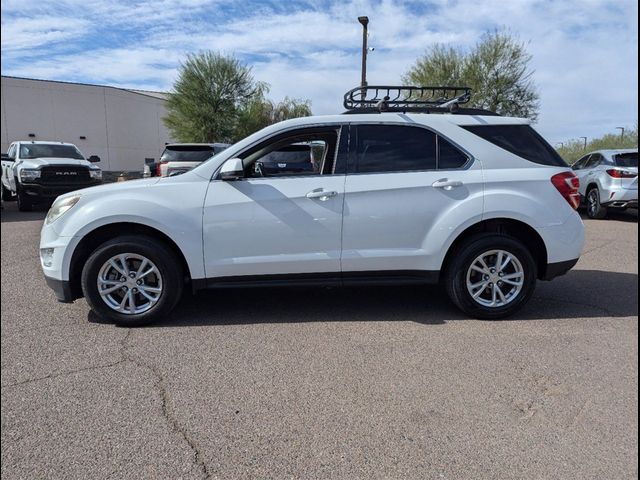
[1,202,48,223]
[101,269,637,328]
[579,208,638,223]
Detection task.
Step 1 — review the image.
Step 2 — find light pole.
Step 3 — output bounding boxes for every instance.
[580,136,587,150]
[556,142,564,149]
[616,127,625,141]
[358,16,369,88]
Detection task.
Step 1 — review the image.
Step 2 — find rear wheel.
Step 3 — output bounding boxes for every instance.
[81,236,184,327]
[586,187,607,219]
[444,234,537,319]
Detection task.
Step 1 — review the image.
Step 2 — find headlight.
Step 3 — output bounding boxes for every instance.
[20,168,41,182]
[89,168,102,180]
[45,195,81,225]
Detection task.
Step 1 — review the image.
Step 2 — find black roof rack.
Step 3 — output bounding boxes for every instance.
[342,85,499,115]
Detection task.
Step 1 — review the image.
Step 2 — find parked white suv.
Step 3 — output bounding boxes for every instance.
[572,149,638,218]
[40,87,585,326]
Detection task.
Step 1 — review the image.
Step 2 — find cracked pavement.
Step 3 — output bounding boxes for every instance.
[1,204,637,479]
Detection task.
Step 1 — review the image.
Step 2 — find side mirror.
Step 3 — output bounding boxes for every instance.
[1,153,12,162]
[88,155,101,163]
[219,158,245,181]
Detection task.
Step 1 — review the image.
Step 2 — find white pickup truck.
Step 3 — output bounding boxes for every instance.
[1,141,103,211]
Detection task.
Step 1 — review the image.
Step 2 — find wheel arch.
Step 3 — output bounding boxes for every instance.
[68,222,192,300]
[441,218,549,281]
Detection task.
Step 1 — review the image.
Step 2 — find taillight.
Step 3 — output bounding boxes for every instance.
[551,172,581,209]
[156,161,167,177]
[606,169,637,178]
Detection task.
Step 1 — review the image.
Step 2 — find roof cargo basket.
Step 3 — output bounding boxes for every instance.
[343,85,499,115]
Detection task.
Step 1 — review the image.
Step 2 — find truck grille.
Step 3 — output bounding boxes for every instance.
[39,166,91,184]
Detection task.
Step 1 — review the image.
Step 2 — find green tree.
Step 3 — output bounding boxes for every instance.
[404,31,540,120]
[234,93,312,141]
[164,51,312,143]
[556,124,638,164]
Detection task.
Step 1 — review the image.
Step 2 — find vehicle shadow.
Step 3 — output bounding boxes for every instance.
[579,208,638,223]
[0,202,48,223]
[116,269,637,328]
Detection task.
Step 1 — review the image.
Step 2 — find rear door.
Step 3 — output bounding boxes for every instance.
[341,124,483,274]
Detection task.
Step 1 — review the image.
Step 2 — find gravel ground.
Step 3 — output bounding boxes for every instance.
[1,202,637,479]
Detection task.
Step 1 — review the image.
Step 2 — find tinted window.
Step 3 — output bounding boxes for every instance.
[439,137,469,169]
[19,144,84,160]
[161,146,215,162]
[463,125,568,167]
[585,154,602,169]
[355,125,436,173]
[572,155,590,170]
[614,152,638,167]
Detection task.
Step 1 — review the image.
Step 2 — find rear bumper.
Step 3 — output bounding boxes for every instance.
[44,275,76,303]
[601,186,637,208]
[542,258,579,281]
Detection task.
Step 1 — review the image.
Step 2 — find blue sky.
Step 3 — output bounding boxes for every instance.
[1,0,638,144]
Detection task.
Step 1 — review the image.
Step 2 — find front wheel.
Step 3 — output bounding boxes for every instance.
[81,236,184,327]
[2,184,14,201]
[16,187,33,211]
[444,234,537,319]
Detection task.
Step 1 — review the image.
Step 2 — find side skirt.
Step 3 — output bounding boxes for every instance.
[192,270,440,292]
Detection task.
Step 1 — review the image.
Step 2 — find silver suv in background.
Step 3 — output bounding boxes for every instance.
[572,149,638,218]
[144,143,230,178]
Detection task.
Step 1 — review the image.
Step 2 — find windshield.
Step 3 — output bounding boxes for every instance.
[20,144,84,160]
[614,152,638,168]
[161,146,215,162]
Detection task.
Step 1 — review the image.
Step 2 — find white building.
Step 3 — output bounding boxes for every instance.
[0,76,174,175]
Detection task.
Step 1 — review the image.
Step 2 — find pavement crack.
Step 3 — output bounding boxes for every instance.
[3,360,127,388]
[121,330,211,480]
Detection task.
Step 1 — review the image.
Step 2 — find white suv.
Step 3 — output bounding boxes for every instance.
[39,87,585,326]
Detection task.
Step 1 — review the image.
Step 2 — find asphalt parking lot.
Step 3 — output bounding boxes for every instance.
[1,203,637,480]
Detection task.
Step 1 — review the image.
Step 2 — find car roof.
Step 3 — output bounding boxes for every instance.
[16,140,78,146]
[586,148,638,159]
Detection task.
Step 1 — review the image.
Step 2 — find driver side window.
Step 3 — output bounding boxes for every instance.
[240,127,341,178]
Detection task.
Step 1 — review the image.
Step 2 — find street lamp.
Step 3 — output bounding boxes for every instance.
[556,142,564,149]
[579,136,587,150]
[358,16,369,87]
[616,127,625,141]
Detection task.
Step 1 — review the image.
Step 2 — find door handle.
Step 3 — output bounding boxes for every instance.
[432,179,464,190]
[306,189,338,201]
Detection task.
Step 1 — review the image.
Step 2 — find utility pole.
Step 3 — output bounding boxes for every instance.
[616,126,625,141]
[358,16,369,87]
[580,136,587,150]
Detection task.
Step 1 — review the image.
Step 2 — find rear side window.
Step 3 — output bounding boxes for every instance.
[463,125,568,167]
[354,125,437,173]
[161,146,215,162]
[439,137,469,169]
[614,152,638,167]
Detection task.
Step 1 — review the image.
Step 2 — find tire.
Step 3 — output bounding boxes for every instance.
[586,187,607,219]
[2,184,14,202]
[16,186,33,212]
[444,233,537,320]
[81,235,184,327]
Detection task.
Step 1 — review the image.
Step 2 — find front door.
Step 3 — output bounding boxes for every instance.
[202,126,347,279]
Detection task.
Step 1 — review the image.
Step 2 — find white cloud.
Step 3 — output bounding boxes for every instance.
[1,0,638,144]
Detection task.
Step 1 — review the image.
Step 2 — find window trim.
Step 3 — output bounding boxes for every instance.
[347,123,473,176]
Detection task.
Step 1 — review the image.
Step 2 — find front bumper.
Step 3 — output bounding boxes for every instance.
[21,181,101,200]
[44,275,76,303]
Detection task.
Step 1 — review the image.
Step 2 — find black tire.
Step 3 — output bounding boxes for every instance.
[81,235,184,327]
[16,186,33,212]
[586,187,607,219]
[444,233,537,320]
[2,184,14,202]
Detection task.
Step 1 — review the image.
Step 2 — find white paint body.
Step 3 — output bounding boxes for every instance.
[40,113,585,285]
